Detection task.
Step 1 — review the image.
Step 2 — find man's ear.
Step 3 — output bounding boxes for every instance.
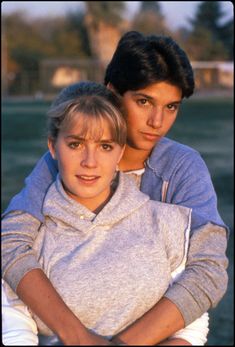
[106,82,116,93]
[48,137,57,160]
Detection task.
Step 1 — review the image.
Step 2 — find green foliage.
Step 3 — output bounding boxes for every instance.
[2,1,233,95]
[187,1,232,60]
[219,19,234,59]
[66,11,92,57]
[190,1,225,36]
[85,1,125,25]
[140,1,162,14]
[3,10,91,94]
[132,1,170,35]
[3,12,48,71]
[186,27,229,61]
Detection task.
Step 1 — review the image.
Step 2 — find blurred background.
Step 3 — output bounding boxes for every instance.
[1,1,234,345]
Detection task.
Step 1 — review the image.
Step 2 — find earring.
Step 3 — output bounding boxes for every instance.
[116,164,119,172]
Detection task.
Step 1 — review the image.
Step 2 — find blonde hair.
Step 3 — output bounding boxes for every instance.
[47,82,126,146]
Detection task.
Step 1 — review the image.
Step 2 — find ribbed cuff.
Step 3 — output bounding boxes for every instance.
[164,282,206,326]
[3,254,42,292]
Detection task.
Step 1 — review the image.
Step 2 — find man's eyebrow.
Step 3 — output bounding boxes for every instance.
[132,92,155,101]
[131,92,182,104]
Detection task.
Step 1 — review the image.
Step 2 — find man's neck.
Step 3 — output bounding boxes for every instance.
[119,146,151,172]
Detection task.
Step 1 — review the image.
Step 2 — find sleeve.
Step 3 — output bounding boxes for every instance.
[169,312,209,345]
[2,151,58,222]
[2,280,39,346]
[164,223,228,326]
[1,211,42,292]
[168,150,228,231]
[163,151,229,326]
[167,227,209,346]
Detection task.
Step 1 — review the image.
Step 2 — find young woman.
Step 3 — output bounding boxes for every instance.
[2,81,208,346]
[2,31,228,345]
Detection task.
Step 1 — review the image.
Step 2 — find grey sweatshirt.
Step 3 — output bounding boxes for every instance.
[3,173,191,338]
[2,138,229,326]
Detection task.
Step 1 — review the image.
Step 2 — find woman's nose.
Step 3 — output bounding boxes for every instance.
[80,148,97,168]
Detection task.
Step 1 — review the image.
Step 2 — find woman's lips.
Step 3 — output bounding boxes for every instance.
[76,175,100,185]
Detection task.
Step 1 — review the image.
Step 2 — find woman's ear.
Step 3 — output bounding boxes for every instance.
[48,137,57,160]
[117,145,126,164]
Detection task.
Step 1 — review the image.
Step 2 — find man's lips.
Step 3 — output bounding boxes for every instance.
[141,132,160,141]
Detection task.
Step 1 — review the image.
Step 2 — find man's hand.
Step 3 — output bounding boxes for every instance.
[63,328,115,346]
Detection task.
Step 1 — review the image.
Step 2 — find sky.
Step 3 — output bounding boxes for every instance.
[1,1,234,30]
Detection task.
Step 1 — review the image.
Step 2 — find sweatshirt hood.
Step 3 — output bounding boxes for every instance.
[42,172,150,233]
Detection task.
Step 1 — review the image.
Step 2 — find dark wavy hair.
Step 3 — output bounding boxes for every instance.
[104,31,194,98]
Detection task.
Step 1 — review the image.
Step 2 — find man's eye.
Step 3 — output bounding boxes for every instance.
[137,98,150,106]
[68,142,81,149]
[167,104,179,111]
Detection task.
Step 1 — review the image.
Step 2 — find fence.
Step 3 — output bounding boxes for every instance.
[2,60,234,98]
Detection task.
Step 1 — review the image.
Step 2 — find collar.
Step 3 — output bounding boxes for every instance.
[42,172,150,233]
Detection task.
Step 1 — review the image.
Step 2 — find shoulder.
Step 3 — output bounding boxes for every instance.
[151,137,200,162]
[147,199,192,223]
[147,137,207,180]
[2,210,41,230]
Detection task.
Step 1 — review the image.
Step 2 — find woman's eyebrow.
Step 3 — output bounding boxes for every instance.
[65,135,84,140]
[99,139,114,143]
[65,135,114,143]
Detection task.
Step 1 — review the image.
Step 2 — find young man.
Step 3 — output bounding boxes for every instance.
[2,31,228,345]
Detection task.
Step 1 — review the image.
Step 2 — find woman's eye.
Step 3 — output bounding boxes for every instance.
[101,144,113,151]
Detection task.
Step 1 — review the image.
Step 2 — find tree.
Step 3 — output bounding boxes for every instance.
[85,1,124,26]
[219,19,234,59]
[189,1,225,40]
[2,10,90,94]
[84,1,125,65]
[2,11,50,94]
[141,1,162,13]
[186,27,228,61]
[187,1,232,60]
[65,10,92,58]
[131,1,170,35]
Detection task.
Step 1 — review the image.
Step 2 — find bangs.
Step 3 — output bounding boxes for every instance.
[63,112,105,141]
[48,94,127,146]
[62,109,126,146]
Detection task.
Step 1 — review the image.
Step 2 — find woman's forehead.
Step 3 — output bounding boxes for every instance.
[65,114,113,139]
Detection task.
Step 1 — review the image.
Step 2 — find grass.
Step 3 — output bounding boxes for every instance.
[1,97,234,345]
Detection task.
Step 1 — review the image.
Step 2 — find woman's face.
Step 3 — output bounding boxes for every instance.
[122,81,182,156]
[48,115,124,212]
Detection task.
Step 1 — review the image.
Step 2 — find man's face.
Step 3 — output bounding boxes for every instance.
[122,81,182,155]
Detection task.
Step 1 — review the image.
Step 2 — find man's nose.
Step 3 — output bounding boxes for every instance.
[147,108,163,128]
